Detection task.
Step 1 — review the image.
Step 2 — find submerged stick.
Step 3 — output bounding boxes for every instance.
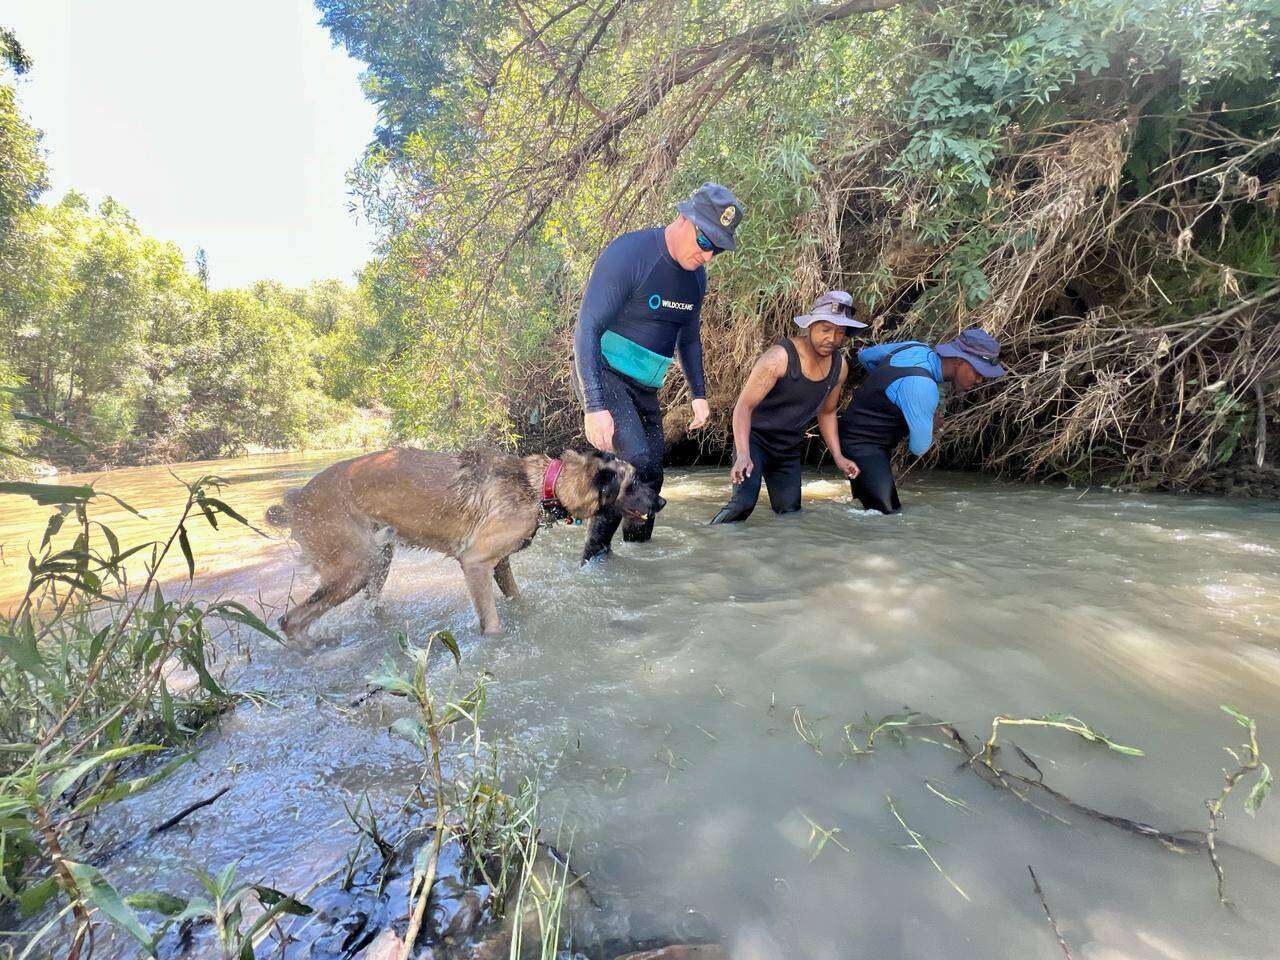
[1028,865,1073,960]
[942,725,1203,852]
[152,785,231,834]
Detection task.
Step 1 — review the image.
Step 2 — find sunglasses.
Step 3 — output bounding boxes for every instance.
[695,228,723,256]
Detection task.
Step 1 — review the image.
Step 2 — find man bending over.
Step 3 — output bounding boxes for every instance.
[710,291,866,523]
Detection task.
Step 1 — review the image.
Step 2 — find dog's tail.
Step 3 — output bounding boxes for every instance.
[264,489,301,529]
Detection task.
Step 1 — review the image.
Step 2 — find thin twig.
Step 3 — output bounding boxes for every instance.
[1028,865,1074,960]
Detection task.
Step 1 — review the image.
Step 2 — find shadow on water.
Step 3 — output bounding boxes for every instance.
[8,454,1280,958]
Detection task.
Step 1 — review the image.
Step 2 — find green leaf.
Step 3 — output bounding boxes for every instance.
[0,481,97,506]
[252,885,311,916]
[1246,763,1271,816]
[390,716,428,749]
[367,659,414,697]
[40,509,68,550]
[125,891,189,916]
[208,601,282,643]
[65,861,155,954]
[18,876,59,918]
[50,744,162,801]
[1220,705,1253,729]
[433,629,461,667]
[0,630,54,685]
[74,753,195,815]
[216,861,238,895]
[178,524,195,580]
[13,413,93,449]
[200,497,253,529]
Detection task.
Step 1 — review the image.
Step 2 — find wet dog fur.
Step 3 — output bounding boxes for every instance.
[265,447,657,637]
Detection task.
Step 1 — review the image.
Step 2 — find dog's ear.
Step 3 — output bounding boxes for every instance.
[591,461,623,506]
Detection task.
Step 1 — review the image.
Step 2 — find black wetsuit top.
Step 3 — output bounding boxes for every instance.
[572,228,707,412]
[751,339,844,455]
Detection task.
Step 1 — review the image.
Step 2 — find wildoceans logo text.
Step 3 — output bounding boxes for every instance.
[648,294,693,311]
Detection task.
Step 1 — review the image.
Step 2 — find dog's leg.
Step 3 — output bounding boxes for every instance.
[460,559,501,635]
[492,556,519,599]
[364,540,394,604]
[281,562,372,639]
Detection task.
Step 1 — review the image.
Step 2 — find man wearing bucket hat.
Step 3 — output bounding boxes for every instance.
[830,327,1006,513]
[573,181,743,562]
[709,291,866,524]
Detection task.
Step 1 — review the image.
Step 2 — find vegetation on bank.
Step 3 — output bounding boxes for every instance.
[319,0,1279,494]
[0,412,582,957]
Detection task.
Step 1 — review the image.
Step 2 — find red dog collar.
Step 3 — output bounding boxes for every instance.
[541,457,564,504]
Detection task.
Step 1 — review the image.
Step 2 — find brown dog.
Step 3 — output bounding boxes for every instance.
[265,447,658,637]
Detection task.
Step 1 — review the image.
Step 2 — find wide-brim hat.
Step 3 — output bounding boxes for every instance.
[936,327,1006,378]
[675,182,743,251]
[794,290,867,329]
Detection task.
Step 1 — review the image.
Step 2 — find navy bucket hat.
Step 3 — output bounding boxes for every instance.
[675,182,743,251]
[936,327,1006,378]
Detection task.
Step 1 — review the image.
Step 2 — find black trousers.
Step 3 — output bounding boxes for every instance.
[582,367,665,560]
[710,435,803,523]
[847,444,900,514]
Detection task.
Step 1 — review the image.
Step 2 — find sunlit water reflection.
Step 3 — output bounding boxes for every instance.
[6,454,1280,959]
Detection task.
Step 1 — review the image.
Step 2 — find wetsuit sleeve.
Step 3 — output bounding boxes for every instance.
[574,239,640,412]
[675,307,706,399]
[887,377,941,456]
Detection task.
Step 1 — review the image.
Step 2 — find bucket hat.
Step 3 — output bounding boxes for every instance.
[794,290,867,329]
[936,327,1006,378]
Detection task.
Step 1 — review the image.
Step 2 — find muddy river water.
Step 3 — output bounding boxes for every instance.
[5,452,1280,958]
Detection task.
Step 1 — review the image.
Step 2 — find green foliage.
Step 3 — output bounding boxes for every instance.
[0,84,45,245]
[0,190,389,466]
[0,466,293,953]
[0,27,31,76]
[323,0,1279,493]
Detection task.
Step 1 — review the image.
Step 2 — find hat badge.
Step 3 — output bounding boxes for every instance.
[719,205,736,227]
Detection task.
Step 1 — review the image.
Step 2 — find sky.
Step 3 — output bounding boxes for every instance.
[4,0,379,289]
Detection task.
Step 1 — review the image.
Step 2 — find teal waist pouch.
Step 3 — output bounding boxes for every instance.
[600,330,672,388]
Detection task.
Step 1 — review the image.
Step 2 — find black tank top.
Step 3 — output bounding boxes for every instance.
[837,343,935,450]
[751,338,844,454]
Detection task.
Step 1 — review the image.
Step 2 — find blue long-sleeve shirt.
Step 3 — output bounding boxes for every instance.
[857,342,943,456]
[572,228,707,412]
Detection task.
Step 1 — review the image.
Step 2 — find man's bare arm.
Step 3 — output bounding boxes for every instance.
[817,358,859,480]
[730,346,787,482]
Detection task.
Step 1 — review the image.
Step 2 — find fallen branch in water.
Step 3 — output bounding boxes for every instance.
[152,785,231,834]
[1028,865,1073,960]
[941,724,1205,852]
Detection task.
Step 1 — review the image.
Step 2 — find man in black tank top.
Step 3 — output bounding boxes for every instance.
[710,292,867,523]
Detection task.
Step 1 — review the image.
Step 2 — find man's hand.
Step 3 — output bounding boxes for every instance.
[933,409,944,433]
[834,455,860,480]
[730,452,754,484]
[689,398,710,431]
[584,409,615,452]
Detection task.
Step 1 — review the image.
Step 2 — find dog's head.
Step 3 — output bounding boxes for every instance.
[557,450,664,521]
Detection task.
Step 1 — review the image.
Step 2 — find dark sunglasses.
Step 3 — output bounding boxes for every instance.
[695,228,723,256]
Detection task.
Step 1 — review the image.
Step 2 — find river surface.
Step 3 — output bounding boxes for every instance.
[5,452,1280,959]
